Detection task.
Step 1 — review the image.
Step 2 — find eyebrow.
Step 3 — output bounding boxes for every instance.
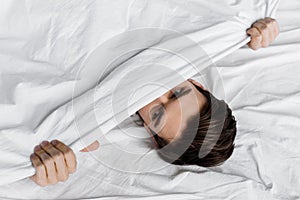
[154,87,192,128]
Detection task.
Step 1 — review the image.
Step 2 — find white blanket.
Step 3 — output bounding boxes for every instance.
[0,0,289,199]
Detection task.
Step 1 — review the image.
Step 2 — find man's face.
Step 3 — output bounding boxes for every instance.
[138,79,208,144]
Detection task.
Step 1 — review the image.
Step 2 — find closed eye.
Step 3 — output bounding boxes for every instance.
[170,87,192,99]
[151,87,192,128]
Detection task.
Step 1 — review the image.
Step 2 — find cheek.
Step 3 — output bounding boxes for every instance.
[138,104,152,124]
[179,95,200,118]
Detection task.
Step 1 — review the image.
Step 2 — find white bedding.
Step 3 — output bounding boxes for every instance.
[0,0,277,186]
[1,0,300,199]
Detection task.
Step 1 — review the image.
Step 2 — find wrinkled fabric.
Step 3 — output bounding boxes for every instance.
[0,0,287,199]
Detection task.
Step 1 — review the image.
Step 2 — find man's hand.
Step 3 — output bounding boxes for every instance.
[247,17,279,50]
[30,140,77,187]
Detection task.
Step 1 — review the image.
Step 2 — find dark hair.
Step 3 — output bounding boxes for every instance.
[136,84,237,167]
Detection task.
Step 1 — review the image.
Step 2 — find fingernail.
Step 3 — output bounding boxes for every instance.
[51,140,58,145]
[40,141,48,147]
[34,145,41,151]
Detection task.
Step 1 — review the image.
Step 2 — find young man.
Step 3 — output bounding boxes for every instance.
[29,18,279,187]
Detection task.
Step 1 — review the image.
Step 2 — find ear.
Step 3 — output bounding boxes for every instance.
[143,123,159,149]
[80,140,100,152]
[187,79,207,91]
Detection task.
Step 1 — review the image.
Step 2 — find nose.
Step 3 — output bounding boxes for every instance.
[157,91,170,104]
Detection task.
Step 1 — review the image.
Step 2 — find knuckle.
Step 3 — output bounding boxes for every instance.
[260,23,267,30]
[252,35,262,42]
[266,22,273,28]
[251,36,259,41]
[254,21,266,29]
[264,19,273,25]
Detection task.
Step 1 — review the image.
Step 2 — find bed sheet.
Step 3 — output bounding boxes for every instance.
[0,0,278,187]
[1,0,300,199]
